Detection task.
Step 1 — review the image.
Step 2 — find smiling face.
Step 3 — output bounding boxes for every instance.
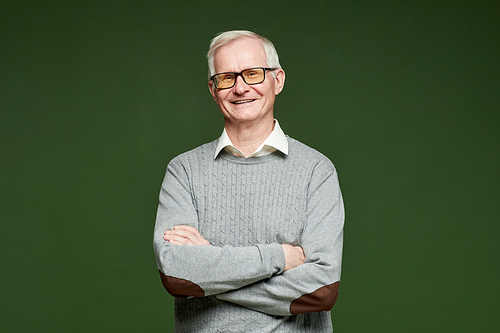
[208,37,285,127]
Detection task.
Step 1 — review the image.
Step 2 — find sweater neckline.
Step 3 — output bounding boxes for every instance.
[217,149,286,165]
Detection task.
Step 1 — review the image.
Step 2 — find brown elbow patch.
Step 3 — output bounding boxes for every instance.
[158,270,205,299]
[290,281,340,315]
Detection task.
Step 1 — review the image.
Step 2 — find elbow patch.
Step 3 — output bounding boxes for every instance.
[290,281,340,315]
[158,270,205,299]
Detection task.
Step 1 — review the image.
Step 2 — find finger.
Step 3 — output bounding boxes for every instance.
[163,230,189,241]
[167,235,195,246]
[168,229,197,241]
[164,230,183,241]
[174,225,209,245]
[174,225,199,234]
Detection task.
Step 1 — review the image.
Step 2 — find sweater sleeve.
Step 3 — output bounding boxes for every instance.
[153,158,286,299]
[215,159,344,316]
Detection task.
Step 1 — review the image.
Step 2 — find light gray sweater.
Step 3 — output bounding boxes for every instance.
[154,137,344,332]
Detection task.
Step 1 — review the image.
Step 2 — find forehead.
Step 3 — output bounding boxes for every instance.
[214,38,267,73]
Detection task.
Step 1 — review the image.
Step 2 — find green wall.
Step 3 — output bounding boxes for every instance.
[1,0,498,332]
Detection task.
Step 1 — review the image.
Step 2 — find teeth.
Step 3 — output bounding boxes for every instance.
[234,100,253,104]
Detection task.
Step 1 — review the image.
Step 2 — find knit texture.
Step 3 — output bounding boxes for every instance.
[154,137,344,332]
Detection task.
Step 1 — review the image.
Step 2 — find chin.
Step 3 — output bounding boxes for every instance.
[230,110,265,122]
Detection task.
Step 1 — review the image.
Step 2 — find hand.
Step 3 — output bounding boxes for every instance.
[281,244,305,271]
[163,225,210,246]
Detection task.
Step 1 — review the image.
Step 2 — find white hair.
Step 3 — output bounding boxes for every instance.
[207,30,282,80]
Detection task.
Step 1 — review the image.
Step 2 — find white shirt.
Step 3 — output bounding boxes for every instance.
[214,119,289,159]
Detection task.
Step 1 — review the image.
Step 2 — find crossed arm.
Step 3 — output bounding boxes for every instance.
[164,225,306,271]
[154,156,344,316]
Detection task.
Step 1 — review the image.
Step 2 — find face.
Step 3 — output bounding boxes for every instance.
[208,38,285,126]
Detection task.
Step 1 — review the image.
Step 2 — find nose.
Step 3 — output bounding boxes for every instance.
[233,74,250,94]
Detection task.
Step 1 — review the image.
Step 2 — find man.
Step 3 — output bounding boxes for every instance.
[153,30,344,332]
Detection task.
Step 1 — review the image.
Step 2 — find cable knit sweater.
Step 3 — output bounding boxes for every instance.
[153,137,344,332]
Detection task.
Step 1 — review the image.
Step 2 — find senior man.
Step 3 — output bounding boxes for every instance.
[153,30,344,332]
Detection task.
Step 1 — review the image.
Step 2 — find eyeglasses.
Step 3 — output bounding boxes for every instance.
[211,67,276,89]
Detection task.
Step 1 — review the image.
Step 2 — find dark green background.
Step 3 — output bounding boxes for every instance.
[1,0,498,332]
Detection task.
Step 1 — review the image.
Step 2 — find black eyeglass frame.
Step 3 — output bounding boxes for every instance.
[210,67,277,89]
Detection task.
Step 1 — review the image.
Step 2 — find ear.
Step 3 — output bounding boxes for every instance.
[208,80,218,103]
[274,69,285,95]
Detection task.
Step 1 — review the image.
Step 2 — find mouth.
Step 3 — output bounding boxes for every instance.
[231,99,256,105]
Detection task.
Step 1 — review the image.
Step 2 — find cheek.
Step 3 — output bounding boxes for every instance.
[260,88,276,101]
[218,89,231,99]
[256,82,276,97]
[214,91,228,104]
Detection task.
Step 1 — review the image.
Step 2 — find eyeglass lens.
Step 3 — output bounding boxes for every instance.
[215,68,266,89]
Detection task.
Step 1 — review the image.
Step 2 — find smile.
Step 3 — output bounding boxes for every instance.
[232,99,255,105]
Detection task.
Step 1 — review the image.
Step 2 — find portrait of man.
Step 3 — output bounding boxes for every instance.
[153,30,345,332]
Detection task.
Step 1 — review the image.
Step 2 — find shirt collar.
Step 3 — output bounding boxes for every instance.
[214,119,288,159]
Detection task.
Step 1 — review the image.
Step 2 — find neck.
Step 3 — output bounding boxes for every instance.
[224,116,275,157]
